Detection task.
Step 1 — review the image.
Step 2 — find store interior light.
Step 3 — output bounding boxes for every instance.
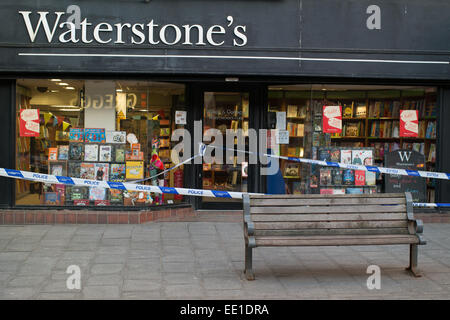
[52,105,79,109]
[50,90,59,93]
[51,79,62,82]
[116,88,123,92]
[59,108,81,111]
[58,82,69,86]
[65,86,75,90]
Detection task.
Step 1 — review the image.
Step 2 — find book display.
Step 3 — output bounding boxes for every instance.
[310,147,377,194]
[13,79,188,207]
[269,88,437,201]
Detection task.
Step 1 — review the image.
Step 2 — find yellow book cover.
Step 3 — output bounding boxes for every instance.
[126,161,144,180]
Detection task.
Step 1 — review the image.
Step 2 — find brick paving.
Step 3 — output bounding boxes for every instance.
[0,221,449,300]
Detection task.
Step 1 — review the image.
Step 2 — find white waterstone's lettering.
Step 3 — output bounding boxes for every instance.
[19,10,248,47]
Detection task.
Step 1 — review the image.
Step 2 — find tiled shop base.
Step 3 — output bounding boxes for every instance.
[0,208,447,224]
[0,206,196,224]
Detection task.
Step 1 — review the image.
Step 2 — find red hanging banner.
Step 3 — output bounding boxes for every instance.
[19,109,40,137]
[322,105,342,134]
[400,110,419,137]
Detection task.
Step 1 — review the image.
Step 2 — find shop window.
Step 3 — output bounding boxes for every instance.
[15,79,186,207]
[202,92,249,203]
[268,85,437,203]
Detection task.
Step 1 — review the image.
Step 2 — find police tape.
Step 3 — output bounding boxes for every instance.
[204,144,450,180]
[0,167,259,199]
[1,167,448,208]
[413,203,450,208]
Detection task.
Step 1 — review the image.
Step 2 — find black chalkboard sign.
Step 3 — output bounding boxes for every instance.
[384,149,426,202]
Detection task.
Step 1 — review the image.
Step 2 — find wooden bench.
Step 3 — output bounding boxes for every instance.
[243,192,426,280]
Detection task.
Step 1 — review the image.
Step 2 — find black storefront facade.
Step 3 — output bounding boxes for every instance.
[0,0,449,215]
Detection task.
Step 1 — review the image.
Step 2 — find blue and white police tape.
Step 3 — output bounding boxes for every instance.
[413,203,450,208]
[1,166,449,207]
[0,167,260,199]
[204,144,450,180]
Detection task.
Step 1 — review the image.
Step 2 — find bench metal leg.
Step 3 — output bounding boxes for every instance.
[244,245,255,280]
[406,244,422,277]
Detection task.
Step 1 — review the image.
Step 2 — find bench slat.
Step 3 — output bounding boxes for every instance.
[251,213,407,222]
[253,220,408,230]
[250,205,406,214]
[255,235,419,246]
[253,228,410,236]
[250,197,405,206]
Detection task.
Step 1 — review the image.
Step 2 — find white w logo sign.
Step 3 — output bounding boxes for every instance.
[398,151,412,162]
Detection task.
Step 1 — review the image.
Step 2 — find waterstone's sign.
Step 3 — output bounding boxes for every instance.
[0,0,448,78]
[19,10,248,47]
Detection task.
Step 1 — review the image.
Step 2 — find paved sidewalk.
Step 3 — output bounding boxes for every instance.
[0,222,449,300]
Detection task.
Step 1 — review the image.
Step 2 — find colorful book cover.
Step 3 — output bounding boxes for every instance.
[346,188,364,194]
[332,169,343,185]
[109,189,123,203]
[99,145,112,162]
[84,128,106,143]
[69,128,84,142]
[84,144,99,162]
[95,163,109,181]
[69,143,84,161]
[48,148,58,161]
[69,186,88,201]
[114,146,126,163]
[110,163,126,182]
[343,104,353,118]
[58,145,69,160]
[354,170,366,186]
[351,150,364,165]
[73,199,89,206]
[80,163,95,180]
[126,161,144,180]
[366,171,376,186]
[319,168,332,186]
[105,131,126,144]
[89,187,106,201]
[343,169,354,185]
[318,148,331,162]
[44,192,60,205]
[310,166,319,188]
[95,200,110,206]
[320,188,334,195]
[332,188,346,194]
[330,148,340,162]
[292,182,302,195]
[54,184,65,197]
[49,163,64,176]
[340,150,352,164]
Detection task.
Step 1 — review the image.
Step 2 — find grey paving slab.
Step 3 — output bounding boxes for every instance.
[90,263,124,275]
[123,279,161,291]
[7,276,47,287]
[0,222,449,299]
[86,274,123,286]
[83,285,120,299]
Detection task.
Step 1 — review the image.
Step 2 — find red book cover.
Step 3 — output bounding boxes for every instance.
[354,170,366,186]
[95,200,110,206]
[73,199,89,206]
